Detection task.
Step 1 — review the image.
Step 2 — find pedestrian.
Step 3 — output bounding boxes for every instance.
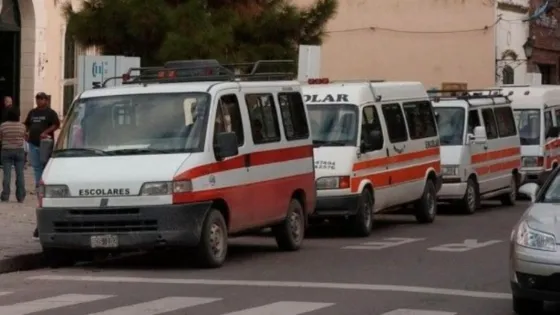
[0,96,19,167]
[24,92,60,239]
[0,107,26,202]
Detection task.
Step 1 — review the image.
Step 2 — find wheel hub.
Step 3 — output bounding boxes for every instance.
[289,211,302,241]
[209,223,224,257]
[467,185,476,210]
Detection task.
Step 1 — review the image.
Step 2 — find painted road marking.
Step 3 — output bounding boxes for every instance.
[87,297,221,315]
[343,237,425,250]
[222,301,334,315]
[29,275,512,300]
[0,294,113,315]
[381,309,456,315]
[0,292,12,297]
[428,239,503,252]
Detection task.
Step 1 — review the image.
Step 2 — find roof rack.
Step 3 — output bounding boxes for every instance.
[428,89,509,106]
[96,59,295,88]
[330,79,386,83]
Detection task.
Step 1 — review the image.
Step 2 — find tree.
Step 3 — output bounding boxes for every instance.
[63,0,338,66]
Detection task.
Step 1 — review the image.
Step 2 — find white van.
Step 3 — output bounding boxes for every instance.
[303,79,442,237]
[432,90,521,214]
[499,85,560,185]
[36,60,317,268]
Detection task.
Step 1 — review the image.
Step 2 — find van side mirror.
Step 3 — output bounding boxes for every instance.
[472,126,487,144]
[546,126,560,138]
[214,132,238,160]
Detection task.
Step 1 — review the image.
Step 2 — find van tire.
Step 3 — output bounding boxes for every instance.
[273,199,305,251]
[414,181,437,224]
[350,189,374,237]
[500,175,517,206]
[459,178,478,214]
[43,248,79,268]
[513,295,543,314]
[195,208,228,268]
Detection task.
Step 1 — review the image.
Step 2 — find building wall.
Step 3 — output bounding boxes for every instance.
[295,0,496,89]
[495,0,530,85]
[528,0,560,84]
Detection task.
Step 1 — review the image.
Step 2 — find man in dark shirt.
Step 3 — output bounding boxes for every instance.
[24,92,60,188]
[25,92,60,239]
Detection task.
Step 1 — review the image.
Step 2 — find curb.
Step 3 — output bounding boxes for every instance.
[0,252,44,274]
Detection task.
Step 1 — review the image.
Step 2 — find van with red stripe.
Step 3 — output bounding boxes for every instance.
[303,78,442,237]
[499,85,560,185]
[432,89,521,214]
[35,60,316,268]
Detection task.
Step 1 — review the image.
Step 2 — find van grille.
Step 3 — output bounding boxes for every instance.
[53,220,157,233]
[68,208,140,216]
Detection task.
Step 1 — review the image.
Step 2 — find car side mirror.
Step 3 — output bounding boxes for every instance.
[519,183,539,203]
[473,126,487,144]
[214,132,238,160]
[546,126,560,139]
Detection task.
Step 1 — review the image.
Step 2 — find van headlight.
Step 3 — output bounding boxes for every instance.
[516,221,556,252]
[316,176,350,190]
[39,185,70,198]
[441,165,459,177]
[140,181,192,196]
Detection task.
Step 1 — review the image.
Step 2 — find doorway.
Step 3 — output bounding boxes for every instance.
[0,0,22,108]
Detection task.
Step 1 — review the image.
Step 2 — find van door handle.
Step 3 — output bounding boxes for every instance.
[483,145,488,150]
[393,145,405,154]
[244,154,251,167]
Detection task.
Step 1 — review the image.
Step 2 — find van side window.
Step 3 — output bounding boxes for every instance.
[545,110,553,133]
[402,101,437,139]
[555,108,560,126]
[361,105,384,151]
[245,93,281,144]
[481,108,498,139]
[381,103,408,143]
[468,109,481,134]
[493,106,517,137]
[278,92,309,140]
[215,94,244,146]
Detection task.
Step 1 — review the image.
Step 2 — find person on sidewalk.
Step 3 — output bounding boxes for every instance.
[0,97,19,168]
[0,108,26,202]
[24,92,60,239]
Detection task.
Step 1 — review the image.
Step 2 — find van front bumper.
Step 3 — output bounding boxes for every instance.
[437,179,467,200]
[36,201,212,251]
[311,194,361,217]
[521,167,548,185]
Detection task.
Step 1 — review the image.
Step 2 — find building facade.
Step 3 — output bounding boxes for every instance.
[495,0,530,85]
[294,0,496,89]
[528,0,560,84]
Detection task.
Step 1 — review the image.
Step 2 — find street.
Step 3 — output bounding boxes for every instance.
[0,200,547,315]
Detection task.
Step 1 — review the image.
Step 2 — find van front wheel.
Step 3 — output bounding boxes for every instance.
[349,189,374,237]
[195,208,228,268]
[459,178,478,214]
[273,199,305,251]
[414,181,437,223]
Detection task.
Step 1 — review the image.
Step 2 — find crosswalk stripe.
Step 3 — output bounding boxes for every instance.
[0,292,12,297]
[381,309,457,315]
[86,296,221,315]
[221,301,334,315]
[0,294,113,315]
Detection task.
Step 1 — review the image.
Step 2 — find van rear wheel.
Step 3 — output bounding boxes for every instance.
[273,199,305,251]
[500,175,517,206]
[414,181,437,223]
[195,208,228,268]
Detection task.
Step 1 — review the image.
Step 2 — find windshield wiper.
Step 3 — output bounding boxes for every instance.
[106,148,172,155]
[52,148,109,157]
[313,140,348,147]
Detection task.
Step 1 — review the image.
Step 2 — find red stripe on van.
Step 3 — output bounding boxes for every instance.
[471,147,520,164]
[352,147,440,171]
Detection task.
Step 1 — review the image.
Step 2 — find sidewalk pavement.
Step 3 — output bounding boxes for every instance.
[0,167,44,274]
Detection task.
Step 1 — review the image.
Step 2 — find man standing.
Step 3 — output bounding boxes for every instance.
[24,92,60,239]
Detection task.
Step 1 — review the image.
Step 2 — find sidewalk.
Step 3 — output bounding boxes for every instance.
[0,168,44,274]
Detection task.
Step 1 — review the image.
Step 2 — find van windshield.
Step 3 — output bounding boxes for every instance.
[306,104,359,147]
[434,107,465,146]
[514,109,540,145]
[55,92,211,156]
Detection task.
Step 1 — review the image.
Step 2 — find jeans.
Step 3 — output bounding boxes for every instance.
[1,148,26,201]
[28,143,43,188]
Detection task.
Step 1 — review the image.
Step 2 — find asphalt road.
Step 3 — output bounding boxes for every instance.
[0,200,550,315]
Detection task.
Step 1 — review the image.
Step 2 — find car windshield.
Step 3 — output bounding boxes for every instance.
[434,107,465,146]
[306,104,359,146]
[55,92,211,156]
[514,109,540,145]
[541,173,560,203]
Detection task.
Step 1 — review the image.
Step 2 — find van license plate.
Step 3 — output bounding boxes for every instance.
[90,235,118,248]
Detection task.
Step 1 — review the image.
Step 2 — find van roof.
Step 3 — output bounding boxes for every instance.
[429,89,510,109]
[302,81,427,105]
[497,85,560,109]
[80,80,301,99]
